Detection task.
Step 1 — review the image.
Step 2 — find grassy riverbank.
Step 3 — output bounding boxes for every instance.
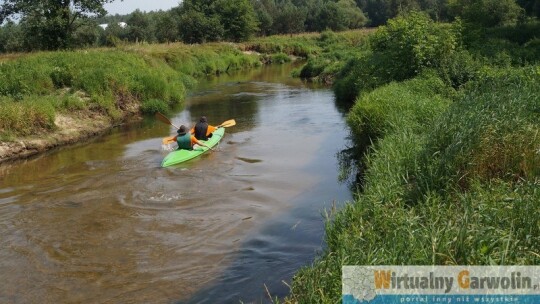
[0,44,261,141]
[287,13,540,303]
[0,30,371,162]
[0,30,370,142]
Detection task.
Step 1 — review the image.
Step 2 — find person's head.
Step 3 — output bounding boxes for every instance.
[177,125,188,135]
[199,116,207,123]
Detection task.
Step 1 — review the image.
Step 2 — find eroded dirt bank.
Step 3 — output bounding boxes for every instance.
[0,108,140,165]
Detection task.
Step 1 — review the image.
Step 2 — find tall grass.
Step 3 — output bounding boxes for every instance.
[0,96,56,137]
[411,67,540,195]
[287,67,540,303]
[0,42,262,138]
[347,73,454,144]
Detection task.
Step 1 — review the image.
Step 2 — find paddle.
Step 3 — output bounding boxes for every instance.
[155,112,180,130]
[161,119,236,145]
[218,119,236,128]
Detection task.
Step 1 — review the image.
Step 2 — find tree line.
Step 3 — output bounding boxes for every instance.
[1,0,539,53]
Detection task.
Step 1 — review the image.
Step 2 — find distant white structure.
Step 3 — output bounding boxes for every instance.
[98,22,128,30]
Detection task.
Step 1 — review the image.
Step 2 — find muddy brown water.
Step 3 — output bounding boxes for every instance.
[0,64,353,303]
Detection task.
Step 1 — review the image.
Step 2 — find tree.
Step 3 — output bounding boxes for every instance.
[339,0,368,29]
[317,2,347,31]
[178,10,223,43]
[418,0,450,21]
[0,0,117,50]
[176,0,258,43]
[0,20,25,52]
[153,11,179,43]
[356,0,392,26]
[215,0,259,41]
[126,9,153,43]
[72,20,101,47]
[516,0,540,17]
[448,0,523,27]
[252,0,274,35]
[100,20,128,46]
[356,0,446,26]
[303,0,324,32]
[176,0,224,43]
[272,0,306,35]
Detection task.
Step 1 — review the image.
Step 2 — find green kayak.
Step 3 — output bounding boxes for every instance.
[161,127,225,167]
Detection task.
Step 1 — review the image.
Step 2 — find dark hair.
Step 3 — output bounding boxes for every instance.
[177,125,188,135]
[200,116,207,123]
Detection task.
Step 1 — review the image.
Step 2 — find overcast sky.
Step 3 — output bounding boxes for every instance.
[104,0,181,15]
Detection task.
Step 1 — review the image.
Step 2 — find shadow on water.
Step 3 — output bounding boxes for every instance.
[336,134,370,193]
[182,128,352,304]
[332,94,368,192]
[180,202,330,304]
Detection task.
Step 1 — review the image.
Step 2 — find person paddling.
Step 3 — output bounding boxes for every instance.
[176,125,212,150]
[191,116,217,140]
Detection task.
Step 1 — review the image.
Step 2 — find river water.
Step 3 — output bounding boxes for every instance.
[0,64,353,303]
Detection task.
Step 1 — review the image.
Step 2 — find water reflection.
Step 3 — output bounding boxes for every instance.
[337,142,367,192]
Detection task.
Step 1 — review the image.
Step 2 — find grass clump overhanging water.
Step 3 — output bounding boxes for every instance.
[347,74,454,145]
[0,43,261,139]
[294,29,372,84]
[0,96,56,137]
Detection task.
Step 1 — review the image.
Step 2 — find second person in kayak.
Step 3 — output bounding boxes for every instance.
[191,116,217,140]
[176,125,212,150]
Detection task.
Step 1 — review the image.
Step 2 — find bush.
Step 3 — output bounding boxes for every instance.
[270,52,291,64]
[448,0,523,27]
[438,50,482,88]
[333,54,385,103]
[347,74,453,146]
[141,98,169,114]
[299,58,327,78]
[370,12,462,81]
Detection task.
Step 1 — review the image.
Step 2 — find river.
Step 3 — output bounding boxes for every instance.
[0,64,353,303]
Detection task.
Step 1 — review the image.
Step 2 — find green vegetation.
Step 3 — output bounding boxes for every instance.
[1,0,539,301]
[0,44,260,138]
[0,28,375,140]
[10,0,534,53]
[289,69,540,303]
[287,7,540,304]
[0,0,115,51]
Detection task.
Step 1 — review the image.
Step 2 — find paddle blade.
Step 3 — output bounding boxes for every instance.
[219,119,236,128]
[156,112,180,129]
[155,112,172,125]
[162,136,176,145]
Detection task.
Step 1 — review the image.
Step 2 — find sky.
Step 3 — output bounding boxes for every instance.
[103,0,181,15]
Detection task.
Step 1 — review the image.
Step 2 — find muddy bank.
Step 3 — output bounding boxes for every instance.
[0,108,141,165]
